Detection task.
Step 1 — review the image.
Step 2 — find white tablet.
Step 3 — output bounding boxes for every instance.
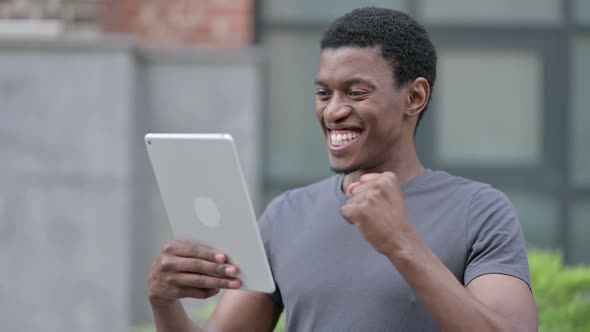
[145,133,275,293]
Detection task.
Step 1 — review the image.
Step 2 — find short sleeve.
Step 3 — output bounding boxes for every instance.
[258,197,284,308]
[464,187,531,290]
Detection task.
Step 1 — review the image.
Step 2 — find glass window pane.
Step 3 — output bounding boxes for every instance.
[502,189,560,249]
[263,0,407,21]
[264,31,331,183]
[573,0,590,24]
[571,38,590,185]
[419,0,562,24]
[571,201,590,264]
[434,49,542,166]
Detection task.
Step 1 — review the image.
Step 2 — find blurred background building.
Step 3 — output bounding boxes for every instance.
[0,0,588,331]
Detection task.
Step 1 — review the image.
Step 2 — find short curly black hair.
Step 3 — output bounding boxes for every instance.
[320,7,437,131]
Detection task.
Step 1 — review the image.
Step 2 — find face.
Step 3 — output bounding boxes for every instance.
[315,47,410,174]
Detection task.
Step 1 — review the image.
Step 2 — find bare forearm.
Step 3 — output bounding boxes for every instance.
[384,235,524,332]
[150,299,202,332]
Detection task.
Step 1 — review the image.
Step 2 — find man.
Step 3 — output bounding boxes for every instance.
[148,7,537,331]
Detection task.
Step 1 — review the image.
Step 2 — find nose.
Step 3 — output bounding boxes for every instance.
[323,94,352,124]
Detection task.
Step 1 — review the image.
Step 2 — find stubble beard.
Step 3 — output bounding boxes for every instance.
[330,166,358,175]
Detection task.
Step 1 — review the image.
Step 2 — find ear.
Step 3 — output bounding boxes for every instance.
[404,77,430,117]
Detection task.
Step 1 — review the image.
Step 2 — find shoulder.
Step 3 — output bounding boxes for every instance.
[428,170,491,194]
[439,174,523,247]
[469,186,514,215]
[409,169,498,206]
[436,170,514,216]
[413,170,517,225]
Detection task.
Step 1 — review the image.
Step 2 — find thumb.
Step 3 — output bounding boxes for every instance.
[347,181,360,197]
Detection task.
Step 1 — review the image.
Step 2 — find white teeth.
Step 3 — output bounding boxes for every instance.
[329,130,361,146]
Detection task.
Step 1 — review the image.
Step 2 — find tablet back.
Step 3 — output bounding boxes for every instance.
[145,133,275,293]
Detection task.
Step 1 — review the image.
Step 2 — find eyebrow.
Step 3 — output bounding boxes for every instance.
[314,79,325,86]
[314,78,376,89]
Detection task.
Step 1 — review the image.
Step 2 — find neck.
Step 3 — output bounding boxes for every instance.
[341,144,425,194]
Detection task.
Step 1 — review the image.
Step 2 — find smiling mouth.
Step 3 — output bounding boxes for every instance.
[328,129,362,147]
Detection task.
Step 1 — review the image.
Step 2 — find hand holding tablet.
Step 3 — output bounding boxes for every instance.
[145,133,275,297]
[149,239,242,303]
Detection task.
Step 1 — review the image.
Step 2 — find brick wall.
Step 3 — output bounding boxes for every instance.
[0,0,97,30]
[100,0,254,47]
[0,0,254,47]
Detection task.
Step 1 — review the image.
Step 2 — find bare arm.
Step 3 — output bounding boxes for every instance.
[206,290,283,332]
[385,236,537,332]
[342,172,537,332]
[148,240,280,332]
[150,290,282,332]
[150,299,203,332]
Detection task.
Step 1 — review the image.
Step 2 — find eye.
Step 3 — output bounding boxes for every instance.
[349,90,367,98]
[315,89,332,101]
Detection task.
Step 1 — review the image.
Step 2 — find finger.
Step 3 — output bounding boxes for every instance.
[164,256,239,277]
[163,240,226,263]
[346,182,379,204]
[348,181,373,195]
[359,173,381,183]
[177,286,220,299]
[351,173,401,198]
[347,181,361,196]
[171,272,242,290]
[340,203,361,225]
[382,171,398,181]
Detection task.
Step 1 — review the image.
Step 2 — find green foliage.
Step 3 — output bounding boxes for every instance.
[129,325,156,332]
[128,301,286,332]
[194,301,286,332]
[529,249,590,332]
[131,250,590,332]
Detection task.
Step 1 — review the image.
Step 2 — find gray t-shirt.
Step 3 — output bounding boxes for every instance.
[259,169,531,332]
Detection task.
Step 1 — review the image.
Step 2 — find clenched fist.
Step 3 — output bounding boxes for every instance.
[148,239,242,306]
[340,172,415,255]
